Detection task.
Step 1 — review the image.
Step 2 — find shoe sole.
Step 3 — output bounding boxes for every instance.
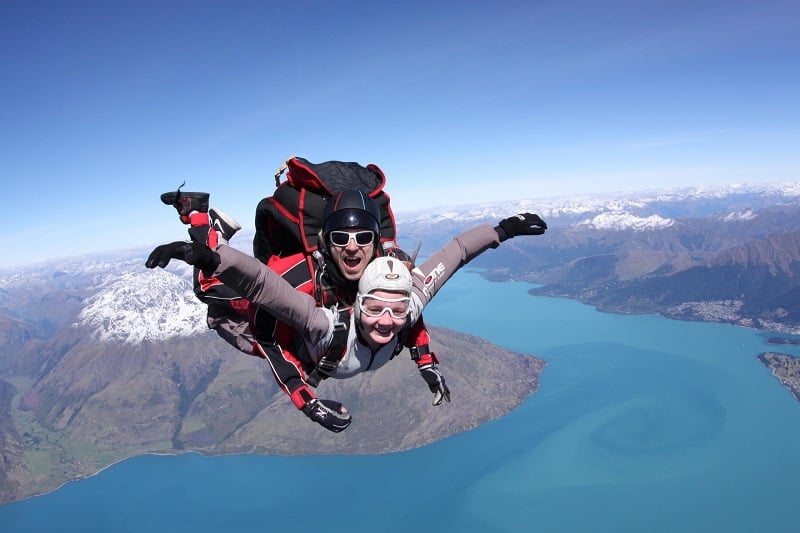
[210,207,242,239]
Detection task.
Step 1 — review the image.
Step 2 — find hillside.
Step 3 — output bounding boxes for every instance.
[0,264,544,505]
[758,351,800,401]
[458,194,800,333]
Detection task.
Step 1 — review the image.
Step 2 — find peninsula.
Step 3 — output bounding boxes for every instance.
[757,352,800,401]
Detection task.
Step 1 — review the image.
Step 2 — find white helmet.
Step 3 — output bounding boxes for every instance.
[358,256,412,295]
[356,257,413,322]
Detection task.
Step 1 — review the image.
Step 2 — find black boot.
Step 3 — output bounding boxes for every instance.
[160,184,210,217]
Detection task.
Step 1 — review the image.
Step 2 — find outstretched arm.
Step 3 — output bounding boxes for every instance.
[146,241,352,432]
[409,213,547,312]
[146,242,334,348]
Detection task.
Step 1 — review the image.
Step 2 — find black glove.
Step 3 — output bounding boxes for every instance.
[419,364,451,406]
[495,213,547,242]
[302,399,352,433]
[145,241,220,272]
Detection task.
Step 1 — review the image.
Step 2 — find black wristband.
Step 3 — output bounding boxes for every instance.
[494,225,510,242]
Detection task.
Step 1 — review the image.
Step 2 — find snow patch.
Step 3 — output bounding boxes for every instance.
[578,211,675,231]
[76,269,207,344]
[720,209,757,222]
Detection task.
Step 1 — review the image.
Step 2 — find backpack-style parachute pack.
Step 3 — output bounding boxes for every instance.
[253,156,398,262]
[250,157,427,389]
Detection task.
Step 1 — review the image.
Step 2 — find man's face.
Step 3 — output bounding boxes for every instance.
[328,229,376,281]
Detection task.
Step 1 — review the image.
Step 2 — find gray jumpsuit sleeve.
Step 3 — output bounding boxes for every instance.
[409,224,501,318]
[209,245,335,349]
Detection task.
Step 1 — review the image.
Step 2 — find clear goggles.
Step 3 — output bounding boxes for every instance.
[329,230,375,247]
[357,294,411,319]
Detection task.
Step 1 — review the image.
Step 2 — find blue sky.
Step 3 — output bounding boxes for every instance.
[2,0,799,268]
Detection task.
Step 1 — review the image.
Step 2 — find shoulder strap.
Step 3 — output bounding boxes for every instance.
[312,252,340,307]
[306,307,352,387]
[391,324,410,358]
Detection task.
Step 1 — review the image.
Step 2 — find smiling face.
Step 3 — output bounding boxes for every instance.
[328,229,377,281]
[357,289,409,349]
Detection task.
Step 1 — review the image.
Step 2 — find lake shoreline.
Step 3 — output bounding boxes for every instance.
[757,352,800,402]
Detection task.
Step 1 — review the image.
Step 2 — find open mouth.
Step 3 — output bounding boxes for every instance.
[343,256,362,269]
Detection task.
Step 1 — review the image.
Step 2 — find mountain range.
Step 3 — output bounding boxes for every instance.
[397,181,800,333]
[2,180,800,505]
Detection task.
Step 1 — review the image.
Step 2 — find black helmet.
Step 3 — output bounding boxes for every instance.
[323,190,381,237]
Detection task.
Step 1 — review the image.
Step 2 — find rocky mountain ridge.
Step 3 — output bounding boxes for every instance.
[431,184,800,334]
[510,204,800,333]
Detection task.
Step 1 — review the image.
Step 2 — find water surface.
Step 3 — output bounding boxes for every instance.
[3,272,799,532]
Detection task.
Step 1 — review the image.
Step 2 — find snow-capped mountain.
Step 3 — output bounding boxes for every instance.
[76,268,207,344]
[576,212,675,231]
[0,246,542,508]
[2,180,800,344]
[396,180,800,235]
[718,209,757,222]
[0,247,206,344]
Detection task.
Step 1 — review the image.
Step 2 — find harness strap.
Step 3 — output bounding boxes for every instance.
[306,308,351,387]
[273,156,296,187]
[408,341,438,366]
[408,344,430,361]
[390,326,411,358]
[314,258,325,307]
[312,251,339,307]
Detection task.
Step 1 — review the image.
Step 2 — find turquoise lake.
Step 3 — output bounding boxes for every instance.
[2,271,800,532]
